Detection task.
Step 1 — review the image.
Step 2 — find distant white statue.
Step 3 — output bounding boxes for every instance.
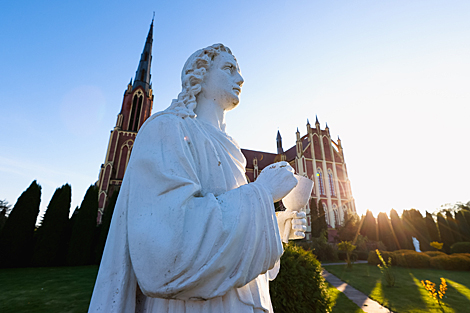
[88,44,307,313]
[412,236,421,252]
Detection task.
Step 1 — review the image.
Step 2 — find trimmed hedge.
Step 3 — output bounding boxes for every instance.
[394,250,430,268]
[423,251,447,258]
[270,243,332,313]
[451,242,470,254]
[369,249,469,271]
[430,255,470,271]
[368,250,431,268]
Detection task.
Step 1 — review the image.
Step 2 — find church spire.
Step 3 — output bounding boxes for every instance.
[133,19,153,92]
[276,130,284,154]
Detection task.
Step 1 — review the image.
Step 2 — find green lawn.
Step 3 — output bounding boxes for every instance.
[324,263,470,313]
[0,266,99,313]
[327,282,366,313]
[1,265,366,313]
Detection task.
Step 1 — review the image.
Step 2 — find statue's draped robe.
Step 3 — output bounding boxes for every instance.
[88,112,283,313]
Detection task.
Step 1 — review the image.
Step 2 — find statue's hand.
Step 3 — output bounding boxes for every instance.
[276,211,307,243]
[254,161,298,202]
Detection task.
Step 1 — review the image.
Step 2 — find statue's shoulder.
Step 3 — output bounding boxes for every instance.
[140,111,187,133]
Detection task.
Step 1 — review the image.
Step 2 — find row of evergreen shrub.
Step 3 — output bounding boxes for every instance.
[368,249,470,271]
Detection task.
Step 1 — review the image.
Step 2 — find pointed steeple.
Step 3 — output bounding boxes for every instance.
[276,130,283,154]
[315,115,319,125]
[133,19,153,93]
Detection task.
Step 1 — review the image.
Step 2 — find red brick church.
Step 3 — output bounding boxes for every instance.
[97,22,356,238]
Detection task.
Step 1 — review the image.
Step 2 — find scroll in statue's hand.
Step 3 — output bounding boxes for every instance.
[254,161,298,202]
[276,211,307,243]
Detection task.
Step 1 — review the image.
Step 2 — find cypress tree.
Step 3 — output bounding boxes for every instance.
[360,210,377,241]
[390,209,410,250]
[0,181,42,268]
[67,185,99,266]
[446,211,461,243]
[309,198,321,237]
[336,210,359,242]
[404,209,430,251]
[377,212,396,251]
[32,184,71,266]
[437,213,454,253]
[401,210,414,248]
[310,199,327,239]
[317,200,328,239]
[455,210,470,241]
[425,211,440,244]
[462,209,470,228]
[94,190,119,263]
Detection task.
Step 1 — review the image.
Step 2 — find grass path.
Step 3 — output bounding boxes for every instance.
[324,263,470,313]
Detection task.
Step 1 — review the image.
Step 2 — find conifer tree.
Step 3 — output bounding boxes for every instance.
[360,210,377,241]
[390,209,410,250]
[317,200,328,239]
[336,210,359,242]
[32,184,71,266]
[94,190,119,263]
[67,185,99,266]
[446,211,462,243]
[455,210,470,241]
[309,198,321,237]
[437,213,454,253]
[425,211,440,243]
[462,209,470,228]
[377,212,397,251]
[403,209,430,251]
[310,198,328,238]
[0,181,42,268]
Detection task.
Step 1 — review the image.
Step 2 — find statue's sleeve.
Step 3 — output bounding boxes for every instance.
[126,115,283,301]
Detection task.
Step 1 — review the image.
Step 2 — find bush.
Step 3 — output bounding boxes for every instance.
[270,243,332,313]
[451,242,470,254]
[295,237,338,262]
[454,253,470,260]
[430,255,470,271]
[394,250,431,268]
[424,251,447,258]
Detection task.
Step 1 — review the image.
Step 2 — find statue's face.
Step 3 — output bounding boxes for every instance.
[199,51,244,111]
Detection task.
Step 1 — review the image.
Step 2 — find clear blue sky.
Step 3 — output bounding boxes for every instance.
[1,0,469,220]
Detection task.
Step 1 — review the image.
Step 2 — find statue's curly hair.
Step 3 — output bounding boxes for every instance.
[167,44,235,117]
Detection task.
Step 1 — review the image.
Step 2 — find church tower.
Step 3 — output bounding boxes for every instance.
[96,20,154,222]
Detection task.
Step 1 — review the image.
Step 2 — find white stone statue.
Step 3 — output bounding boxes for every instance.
[88,44,307,313]
[412,236,421,252]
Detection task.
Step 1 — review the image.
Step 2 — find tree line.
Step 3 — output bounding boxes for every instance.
[0,181,118,268]
[337,205,470,253]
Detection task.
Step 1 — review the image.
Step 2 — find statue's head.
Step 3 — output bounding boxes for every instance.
[168,44,243,116]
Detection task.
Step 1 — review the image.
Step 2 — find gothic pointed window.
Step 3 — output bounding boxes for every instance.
[133,96,143,131]
[128,95,138,131]
[317,168,325,195]
[129,91,144,131]
[333,204,339,227]
[328,169,336,196]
